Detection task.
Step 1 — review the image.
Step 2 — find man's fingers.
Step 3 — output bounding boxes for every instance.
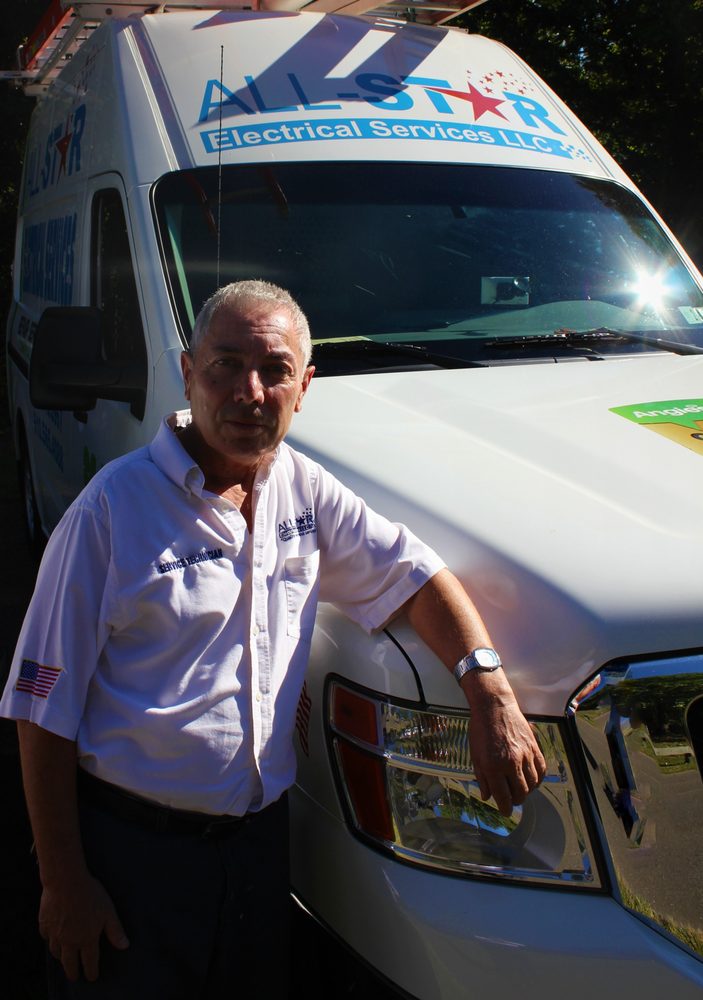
[38,878,127,984]
[81,942,101,983]
[536,747,548,782]
[488,775,514,817]
[521,754,541,793]
[470,712,548,816]
[526,729,548,783]
[527,747,548,794]
[475,768,491,803]
[105,911,130,952]
[475,761,517,814]
[60,947,82,983]
[476,752,546,815]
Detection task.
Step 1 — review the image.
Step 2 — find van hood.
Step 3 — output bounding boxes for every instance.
[288,354,703,712]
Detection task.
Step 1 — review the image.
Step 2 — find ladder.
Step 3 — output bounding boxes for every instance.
[1,0,491,96]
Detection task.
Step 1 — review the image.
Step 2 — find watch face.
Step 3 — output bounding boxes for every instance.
[474,647,501,669]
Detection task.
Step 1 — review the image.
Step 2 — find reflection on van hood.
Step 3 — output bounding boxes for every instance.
[288,354,703,713]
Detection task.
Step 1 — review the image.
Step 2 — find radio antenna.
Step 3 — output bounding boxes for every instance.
[216,44,224,289]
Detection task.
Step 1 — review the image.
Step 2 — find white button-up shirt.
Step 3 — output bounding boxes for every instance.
[1,412,444,815]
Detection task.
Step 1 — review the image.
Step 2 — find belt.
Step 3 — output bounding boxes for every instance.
[76,769,249,839]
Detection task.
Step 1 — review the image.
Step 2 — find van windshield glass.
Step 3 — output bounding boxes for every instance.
[153,163,703,371]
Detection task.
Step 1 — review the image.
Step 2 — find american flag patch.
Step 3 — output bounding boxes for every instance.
[16,659,62,698]
[295,681,312,757]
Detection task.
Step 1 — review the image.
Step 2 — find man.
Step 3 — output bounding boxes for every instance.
[1,280,545,998]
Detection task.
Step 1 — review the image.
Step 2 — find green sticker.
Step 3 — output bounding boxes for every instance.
[610,399,703,430]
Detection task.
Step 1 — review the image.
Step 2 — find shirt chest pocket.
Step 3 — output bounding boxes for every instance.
[284,551,320,640]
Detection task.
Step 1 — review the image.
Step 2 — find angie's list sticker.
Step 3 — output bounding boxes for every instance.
[610,399,703,455]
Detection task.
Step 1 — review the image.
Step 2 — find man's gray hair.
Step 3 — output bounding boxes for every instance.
[190,281,312,367]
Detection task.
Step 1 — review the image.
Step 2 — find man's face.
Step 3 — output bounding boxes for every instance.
[181,303,314,472]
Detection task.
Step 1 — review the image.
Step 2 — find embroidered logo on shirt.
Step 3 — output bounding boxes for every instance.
[157,548,224,574]
[278,508,316,542]
[16,659,62,698]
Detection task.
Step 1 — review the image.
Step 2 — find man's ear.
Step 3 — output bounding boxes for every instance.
[295,366,315,412]
[180,351,193,401]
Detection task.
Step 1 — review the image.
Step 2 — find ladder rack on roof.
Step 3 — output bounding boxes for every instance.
[1,0,490,97]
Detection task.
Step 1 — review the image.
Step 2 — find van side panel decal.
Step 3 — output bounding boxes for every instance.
[21,212,77,306]
[32,410,64,472]
[610,399,703,456]
[25,104,86,200]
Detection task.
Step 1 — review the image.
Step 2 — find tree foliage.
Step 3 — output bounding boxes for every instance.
[464,0,703,265]
[0,0,46,323]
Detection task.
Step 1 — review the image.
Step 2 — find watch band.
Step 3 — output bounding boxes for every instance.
[453,647,502,684]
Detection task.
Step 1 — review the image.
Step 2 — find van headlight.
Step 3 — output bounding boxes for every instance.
[327,679,600,887]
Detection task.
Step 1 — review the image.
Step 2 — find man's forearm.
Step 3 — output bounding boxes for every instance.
[16,721,87,889]
[404,567,499,681]
[404,568,523,707]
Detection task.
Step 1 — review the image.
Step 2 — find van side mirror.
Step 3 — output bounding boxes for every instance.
[30,307,146,415]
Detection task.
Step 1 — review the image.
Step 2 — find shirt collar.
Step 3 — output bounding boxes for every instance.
[149,410,204,496]
[150,410,280,497]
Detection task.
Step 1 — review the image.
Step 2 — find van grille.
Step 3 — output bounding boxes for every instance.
[571,654,703,959]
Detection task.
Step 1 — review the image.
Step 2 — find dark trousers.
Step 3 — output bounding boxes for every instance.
[48,786,290,999]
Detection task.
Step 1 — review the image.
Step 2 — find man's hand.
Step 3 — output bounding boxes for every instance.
[39,871,129,982]
[462,674,546,816]
[16,723,129,982]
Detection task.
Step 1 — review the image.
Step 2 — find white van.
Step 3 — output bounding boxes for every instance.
[4,2,703,997]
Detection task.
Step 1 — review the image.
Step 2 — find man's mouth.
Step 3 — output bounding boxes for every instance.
[224,414,269,429]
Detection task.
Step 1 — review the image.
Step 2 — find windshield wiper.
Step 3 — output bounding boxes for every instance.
[312,339,485,373]
[484,327,703,355]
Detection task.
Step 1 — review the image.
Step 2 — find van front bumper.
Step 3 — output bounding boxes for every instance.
[290,789,703,1000]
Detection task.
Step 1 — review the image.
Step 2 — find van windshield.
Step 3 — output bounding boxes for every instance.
[153,163,703,372]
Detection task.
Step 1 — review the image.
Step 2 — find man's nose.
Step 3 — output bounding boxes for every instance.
[233,368,265,404]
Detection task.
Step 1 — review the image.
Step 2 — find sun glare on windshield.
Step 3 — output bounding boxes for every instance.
[630,268,674,312]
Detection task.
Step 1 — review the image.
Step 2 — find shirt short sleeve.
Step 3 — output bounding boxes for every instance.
[0,498,113,738]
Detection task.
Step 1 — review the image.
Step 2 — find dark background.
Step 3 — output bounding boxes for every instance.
[1,1,702,996]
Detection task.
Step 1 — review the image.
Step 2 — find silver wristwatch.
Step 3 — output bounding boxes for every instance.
[453,647,502,684]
